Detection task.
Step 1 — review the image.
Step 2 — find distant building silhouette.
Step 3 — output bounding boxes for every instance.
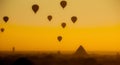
[74,45,88,57]
[12,47,15,53]
[57,51,61,55]
[116,52,120,59]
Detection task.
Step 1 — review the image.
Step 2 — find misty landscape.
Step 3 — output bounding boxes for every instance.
[0,0,120,65]
[0,45,120,65]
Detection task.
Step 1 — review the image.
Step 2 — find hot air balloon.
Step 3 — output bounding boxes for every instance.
[61,22,66,28]
[47,15,52,21]
[71,16,77,23]
[3,16,9,23]
[57,36,62,42]
[1,28,4,32]
[32,4,39,14]
[60,0,67,9]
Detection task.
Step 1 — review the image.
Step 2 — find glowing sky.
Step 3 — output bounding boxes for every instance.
[0,0,120,52]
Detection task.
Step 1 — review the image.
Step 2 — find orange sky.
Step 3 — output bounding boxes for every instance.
[0,0,120,52]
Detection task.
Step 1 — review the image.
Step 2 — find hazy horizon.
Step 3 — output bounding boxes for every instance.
[0,0,120,52]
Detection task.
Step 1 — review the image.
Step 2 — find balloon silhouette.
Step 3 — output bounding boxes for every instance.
[61,22,66,28]
[1,28,4,32]
[60,0,67,9]
[3,16,9,23]
[71,16,77,23]
[57,36,62,42]
[32,4,39,14]
[47,15,52,21]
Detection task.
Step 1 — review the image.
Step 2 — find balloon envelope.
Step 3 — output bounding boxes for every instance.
[71,16,77,23]
[32,4,39,13]
[3,16,9,23]
[57,36,62,42]
[48,15,52,21]
[60,1,67,9]
[61,22,66,28]
[1,28,4,32]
